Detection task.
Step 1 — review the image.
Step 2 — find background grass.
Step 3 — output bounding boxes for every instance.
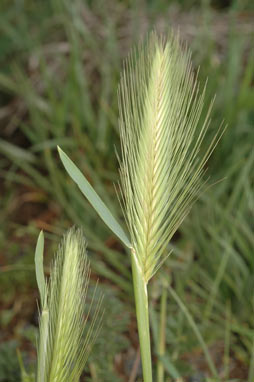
[0,0,253,381]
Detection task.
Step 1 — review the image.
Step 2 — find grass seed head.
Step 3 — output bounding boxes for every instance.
[118,32,221,282]
[36,227,103,382]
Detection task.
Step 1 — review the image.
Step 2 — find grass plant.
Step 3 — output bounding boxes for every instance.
[59,32,224,381]
[118,32,223,382]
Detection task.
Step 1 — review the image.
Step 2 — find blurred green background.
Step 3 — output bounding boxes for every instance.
[0,0,253,381]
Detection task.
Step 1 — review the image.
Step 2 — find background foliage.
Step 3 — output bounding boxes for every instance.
[0,0,253,381]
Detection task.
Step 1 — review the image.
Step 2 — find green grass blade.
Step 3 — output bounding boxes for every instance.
[157,354,180,380]
[35,231,45,303]
[17,349,34,382]
[150,303,181,380]
[0,138,36,163]
[168,284,218,379]
[58,146,131,248]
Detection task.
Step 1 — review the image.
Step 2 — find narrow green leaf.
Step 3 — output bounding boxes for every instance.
[58,146,131,248]
[0,138,36,163]
[157,354,180,380]
[35,231,45,303]
[168,284,218,379]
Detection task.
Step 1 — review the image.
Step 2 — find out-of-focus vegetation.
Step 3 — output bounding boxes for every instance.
[0,0,253,381]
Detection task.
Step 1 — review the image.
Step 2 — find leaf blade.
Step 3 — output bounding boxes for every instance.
[35,230,45,303]
[58,146,131,248]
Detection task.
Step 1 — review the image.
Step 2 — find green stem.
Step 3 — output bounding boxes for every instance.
[157,286,167,382]
[131,253,153,382]
[37,308,49,382]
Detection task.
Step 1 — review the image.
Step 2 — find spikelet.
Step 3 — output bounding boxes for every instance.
[118,32,222,283]
[36,227,103,382]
